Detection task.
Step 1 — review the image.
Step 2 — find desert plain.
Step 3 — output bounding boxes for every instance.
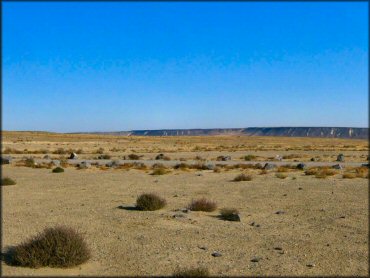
[1,131,369,276]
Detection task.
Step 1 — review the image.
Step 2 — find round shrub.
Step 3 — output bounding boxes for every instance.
[136,193,167,211]
[188,198,217,212]
[1,177,16,186]
[10,226,90,268]
[52,167,64,173]
[233,173,252,181]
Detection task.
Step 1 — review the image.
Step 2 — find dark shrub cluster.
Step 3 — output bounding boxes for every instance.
[136,193,167,211]
[1,177,16,186]
[233,173,252,181]
[9,226,90,268]
[52,167,64,173]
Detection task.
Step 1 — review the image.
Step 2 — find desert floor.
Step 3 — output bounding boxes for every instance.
[1,132,369,276]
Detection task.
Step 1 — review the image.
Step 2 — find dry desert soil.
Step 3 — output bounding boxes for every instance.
[1,132,369,276]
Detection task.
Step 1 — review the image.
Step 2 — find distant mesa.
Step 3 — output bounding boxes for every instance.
[71,127,368,139]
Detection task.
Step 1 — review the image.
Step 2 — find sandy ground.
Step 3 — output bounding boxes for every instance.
[1,133,369,276]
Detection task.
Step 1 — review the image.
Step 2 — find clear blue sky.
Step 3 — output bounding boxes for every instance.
[3,1,368,132]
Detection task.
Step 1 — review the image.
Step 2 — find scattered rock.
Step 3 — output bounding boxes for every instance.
[275,211,285,215]
[310,158,316,161]
[283,194,287,196]
[296,163,307,170]
[361,163,369,168]
[173,213,186,219]
[205,164,215,170]
[69,152,78,159]
[275,155,282,161]
[336,154,344,162]
[274,247,283,251]
[306,263,315,268]
[339,216,345,219]
[255,224,260,227]
[182,208,190,213]
[106,160,120,168]
[263,163,277,170]
[1,156,12,164]
[43,155,51,159]
[298,187,303,190]
[251,257,262,262]
[196,173,203,176]
[198,246,207,250]
[211,251,222,257]
[250,222,255,226]
[332,164,343,170]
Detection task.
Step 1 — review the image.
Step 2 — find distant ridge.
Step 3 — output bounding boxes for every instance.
[72,127,369,139]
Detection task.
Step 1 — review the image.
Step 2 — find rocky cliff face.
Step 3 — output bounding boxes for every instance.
[80,127,368,139]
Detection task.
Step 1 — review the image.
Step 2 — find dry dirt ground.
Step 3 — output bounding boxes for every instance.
[1,132,369,276]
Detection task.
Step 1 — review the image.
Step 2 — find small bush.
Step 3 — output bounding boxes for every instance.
[1,177,16,186]
[151,168,169,175]
[233,173,252,181]
[188,198,217,212]
[9,226,90,268]
[52,167,64,173]
[315,168,336,179]
[127,154,140,160]
[25,158,35,167]
[96,148,104,154]
[259,169,267,175]
[98,154,111,159]
[173,267,210,277]
[174,163,190,170]
[219,208,240,221]
[275,173,287,179]
[277,166,289,172]
[136,193,167,211]
[305,168,318,175]
[52,148,67,155]
[213,167,221,173]
[355,167,369,178]
[243,155,256,161]
[342,173,356,179]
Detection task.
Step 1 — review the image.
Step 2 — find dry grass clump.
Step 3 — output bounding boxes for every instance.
[173,266,210,277]
[219,208,240,221]
[8,226,90,268]
[259,169,268,175]
[127,154,140,160]
[136,193,167,211]
[174,163,190,170]
[233,173,252,181]
[213,167,221,173]
[275,173,288,179]
[194,155,205,161]
[1,177,16,186]
[305,168,318,175]
[97,154,111,159]
[282,154,301,159]
[52,148,67,155]
[243,154,257,161]
[151,168,170,175]
[355,167,369,178]
[342,172,357,179]
[188,198,217,212]
[314,167,336,179]
[52,167,64,173]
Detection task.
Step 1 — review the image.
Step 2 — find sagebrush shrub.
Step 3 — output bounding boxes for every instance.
[188,198,217,212]
[233,173,252,181]
[9,226,90,268]
[52,167,64,173]
[136,193,167,211]
[1,177,16,186]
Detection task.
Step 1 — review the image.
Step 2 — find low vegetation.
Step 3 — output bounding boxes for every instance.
[342,172,356,179]
[243,154,257,161]
[136,193,167,211]
[8,226,90,268]
[52,167,64,173]
[151,168,170,175]
[173,266,210,277]
[275,173,288,179]
[233,173,252,181]
[188,198,217,212]
[219,208,240,221]
[1,177,16,186]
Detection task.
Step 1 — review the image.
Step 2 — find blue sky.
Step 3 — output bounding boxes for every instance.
[3,2,368,132]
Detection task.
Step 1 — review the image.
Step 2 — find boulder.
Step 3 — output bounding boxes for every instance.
[361,163,369,168]
[263,163,277,170]
[332,164,343,170]
[155,154,165,160]
[106,160,120,168]
[336,154,344,162]
[205,164,215,170]
[1,156,12,164]
[69,152,78,159]
[275,155,282,161]
[296,163,307,170]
